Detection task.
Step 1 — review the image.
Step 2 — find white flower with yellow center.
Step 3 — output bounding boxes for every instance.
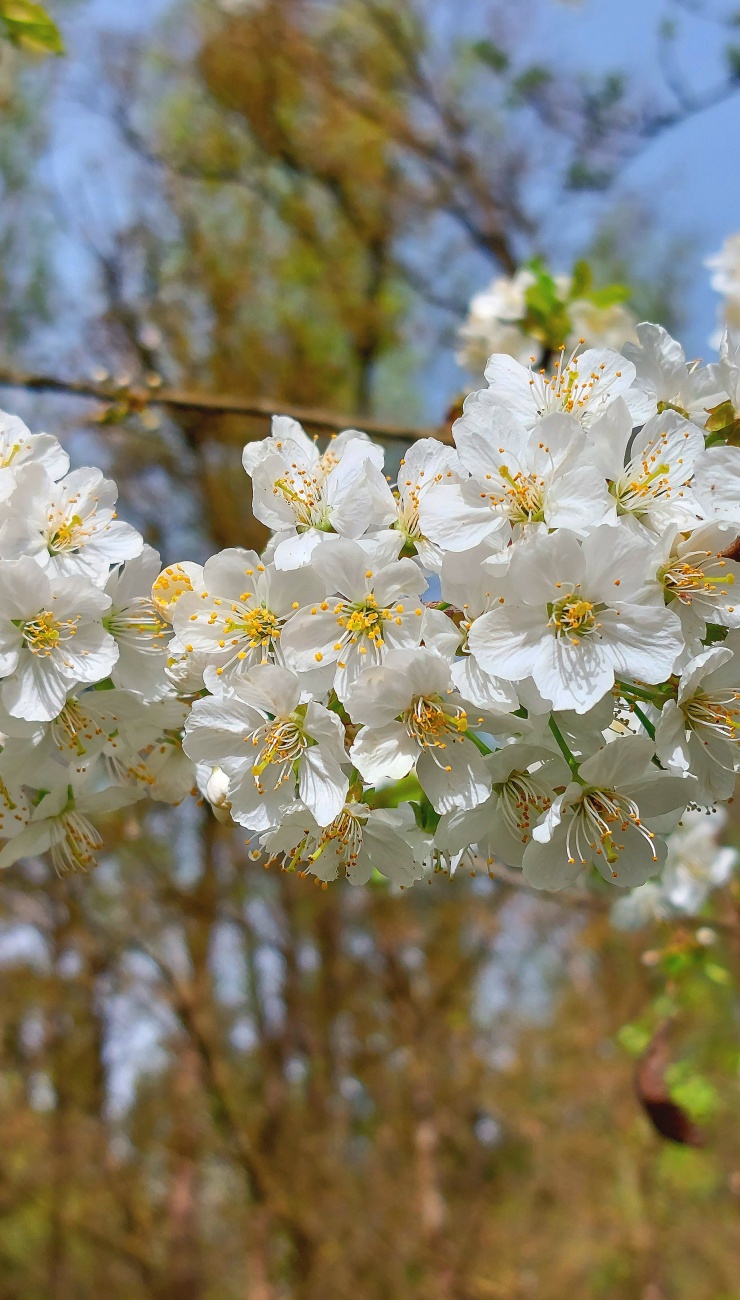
[256,800,428,887]
[436,743,570,868]
[347,647,491,814]
[0,556,118,722]
[655,642,740,804]
[364,438,461,570]
[621,322,724,428]
[0,778,140,874]
[653,522,740,651]
[483,345,653,432]
[280,539,426,702]
[183,664,348,829]
[0,464,143,582]
[586,400,705,536]
[245,418,385,570]
[172,547,325,687]
[522,736,696,890]
[420,399,614,551]
[467,526,684,714]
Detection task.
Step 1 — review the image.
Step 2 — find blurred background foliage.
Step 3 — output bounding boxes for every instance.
[1,0,740,1296]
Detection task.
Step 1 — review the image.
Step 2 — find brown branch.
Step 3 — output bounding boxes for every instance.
[0,365,446,443]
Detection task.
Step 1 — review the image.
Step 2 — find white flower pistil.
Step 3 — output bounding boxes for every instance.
[321,591,396,666]
[495,769,554,843]
[479,463,546,523]
[394,461,455,551]
[271,462,333,532]
[528,343,612,419]
[105,599,167,652]
[403,693,468,770]
[547,586,601,644]
[45,488,103,557]
[659,548,735,608]
[21,609,80,658]
[50,808,103,875]
[684,689,740,746]
[566,787,657,875]
[249,714,308,791]
[51,699,106,758]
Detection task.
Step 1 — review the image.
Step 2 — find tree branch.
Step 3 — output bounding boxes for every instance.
[0,365,445,443]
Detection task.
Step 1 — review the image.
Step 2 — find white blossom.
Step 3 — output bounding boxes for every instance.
[467,526,683,714]
[0,464,143,583]
[522,736,696,890]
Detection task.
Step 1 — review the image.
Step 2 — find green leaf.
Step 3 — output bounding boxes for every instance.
[704,963,731,986]
[616,1023,651,1056]
[586,283,631,307]
[569,259,592,300]
[666,1067,720,1122]
[509,65,552,103]
[470,38,508,73]
[0,0,63,55]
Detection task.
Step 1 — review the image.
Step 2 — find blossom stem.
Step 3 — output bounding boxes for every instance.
[631,703,656,740]
[547,717,582,780]
[615,678,671,706]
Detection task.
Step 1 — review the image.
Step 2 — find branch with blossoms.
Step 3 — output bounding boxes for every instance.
[2,324,740,922]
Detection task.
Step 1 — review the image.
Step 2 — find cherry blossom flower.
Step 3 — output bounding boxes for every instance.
[467,526,683,713]
[0,557,118,722]
[522,736,696,890]
[0,465,142,582]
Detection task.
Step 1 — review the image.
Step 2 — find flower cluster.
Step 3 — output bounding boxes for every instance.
[457,262,638,374]
[0,411,191,874]
[2,321,740,906]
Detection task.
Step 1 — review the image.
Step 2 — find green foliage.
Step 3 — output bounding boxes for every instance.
[469,38,508,73]
[666,1063,721,1123]
[515,255,632,352]
[509,64,552,102]
[0,0,63,55]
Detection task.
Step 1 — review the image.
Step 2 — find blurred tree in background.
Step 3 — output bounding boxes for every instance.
[0,1,740,1296]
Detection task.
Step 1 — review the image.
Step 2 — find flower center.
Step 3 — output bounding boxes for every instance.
[227,605,281,648]
[568,788,656,876]
[48,513,87,554]
[251,717,306,787]
[22,611,79,656]
[496,771,552,841]
[273,468,332,531]
[403,694,467,764]
[529,346,607,420]
[548,591,598,641]
[309,806,365,871]
[334,596,395,657]
[659,550,734,605]
[684,690,740,743]
[613,455,673,517]
[496,466,545,523]
[51,811,103,875]
[106,598,168,649]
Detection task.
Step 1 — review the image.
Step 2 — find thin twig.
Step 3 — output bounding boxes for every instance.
[0,365,445,443]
